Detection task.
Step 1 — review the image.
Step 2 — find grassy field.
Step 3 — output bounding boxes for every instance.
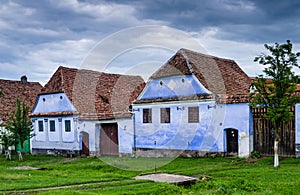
[1,154,300,194]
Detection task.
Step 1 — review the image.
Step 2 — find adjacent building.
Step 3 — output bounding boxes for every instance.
[29,66,145,156]
[0,76,42,152]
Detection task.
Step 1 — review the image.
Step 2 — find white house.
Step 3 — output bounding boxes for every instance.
[30,66,145,156]
[132,48,254,158]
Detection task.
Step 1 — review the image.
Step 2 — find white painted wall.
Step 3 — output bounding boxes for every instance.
[32,116,80,151]
[77,118,134,155]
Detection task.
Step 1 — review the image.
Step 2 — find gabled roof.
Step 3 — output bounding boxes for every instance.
[143,48,251,103]
[0,76,42,124]
[33,66,145,120]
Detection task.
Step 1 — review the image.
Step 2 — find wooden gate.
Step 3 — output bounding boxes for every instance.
[252,107,295,157]
[100,123,119,156]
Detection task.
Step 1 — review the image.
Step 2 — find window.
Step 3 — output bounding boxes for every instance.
[49,120,55,132]
[143,108,152,123]
[38,120,44,132]
[65,120,71,132]
[160,108,170,123]
[188,107,199,123]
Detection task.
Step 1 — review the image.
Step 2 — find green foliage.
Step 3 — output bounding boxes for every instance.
[5,99,33,150]
[250,150,261,159]
[250,40,300,134]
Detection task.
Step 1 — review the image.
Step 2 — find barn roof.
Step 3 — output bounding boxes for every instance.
[138,48,251,104]
[31,66,145,120]
[0,76,42,125]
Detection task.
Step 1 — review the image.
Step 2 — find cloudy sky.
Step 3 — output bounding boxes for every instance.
[1,0,300,85]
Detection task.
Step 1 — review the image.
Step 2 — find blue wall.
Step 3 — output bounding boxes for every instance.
[139,75,211,100]
[133,102,252,156]
[32,93,77,114]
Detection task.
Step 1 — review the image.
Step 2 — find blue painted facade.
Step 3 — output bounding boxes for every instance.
[32,93,77,114]
[133,75,253,157]
[133,102,253,157]
[139,75,211,100]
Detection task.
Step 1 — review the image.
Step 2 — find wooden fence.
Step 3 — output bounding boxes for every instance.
[252,107,295,157]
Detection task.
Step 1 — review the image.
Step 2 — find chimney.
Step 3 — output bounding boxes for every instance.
[21,75,28,85]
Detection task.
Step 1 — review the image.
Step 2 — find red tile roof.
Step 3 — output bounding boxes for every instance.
[147,48,251,103]
[35,66,145,120]
[0,76,42,125]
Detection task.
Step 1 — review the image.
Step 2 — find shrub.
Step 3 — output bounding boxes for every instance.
[251,150,261,159]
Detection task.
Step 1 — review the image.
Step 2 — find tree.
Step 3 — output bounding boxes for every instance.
[250,40,300,167]
[5,99,34,160]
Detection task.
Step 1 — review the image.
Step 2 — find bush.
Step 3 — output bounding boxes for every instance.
[251,150,261,159]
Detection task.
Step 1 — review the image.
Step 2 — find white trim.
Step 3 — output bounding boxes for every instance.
[136,78,153,100]
[133,98,215,107]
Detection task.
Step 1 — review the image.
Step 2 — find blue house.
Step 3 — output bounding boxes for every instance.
[132,49,253,157]
[30,66,145,156]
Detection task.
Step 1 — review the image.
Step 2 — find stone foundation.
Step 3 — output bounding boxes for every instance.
[32,148,81,157]
[134,148,223,158]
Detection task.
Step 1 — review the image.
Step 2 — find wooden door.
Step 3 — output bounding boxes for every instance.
[226,128,238,154]
[81,132,89,156]
[100,123,119,156]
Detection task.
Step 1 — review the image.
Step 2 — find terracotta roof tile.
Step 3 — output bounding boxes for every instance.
[41,66,145,120]
[149,48,251,103]
[0,77,42,123]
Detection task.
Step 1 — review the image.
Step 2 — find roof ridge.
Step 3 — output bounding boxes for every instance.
[59,66,65,92]
[178,48,235,62]
[178,49,194,74]
[58,65,143,79]
[0,78,41,84]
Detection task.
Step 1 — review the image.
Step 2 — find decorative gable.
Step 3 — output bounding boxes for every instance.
[138,75,212,102]
[30,92,78,117]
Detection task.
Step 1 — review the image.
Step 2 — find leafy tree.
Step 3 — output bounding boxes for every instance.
[250,40,300,167]
[6,99,33,160]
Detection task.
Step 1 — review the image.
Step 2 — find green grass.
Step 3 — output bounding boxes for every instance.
[1,154,300,194]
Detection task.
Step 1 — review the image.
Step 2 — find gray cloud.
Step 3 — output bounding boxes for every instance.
[0,0,299,84]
